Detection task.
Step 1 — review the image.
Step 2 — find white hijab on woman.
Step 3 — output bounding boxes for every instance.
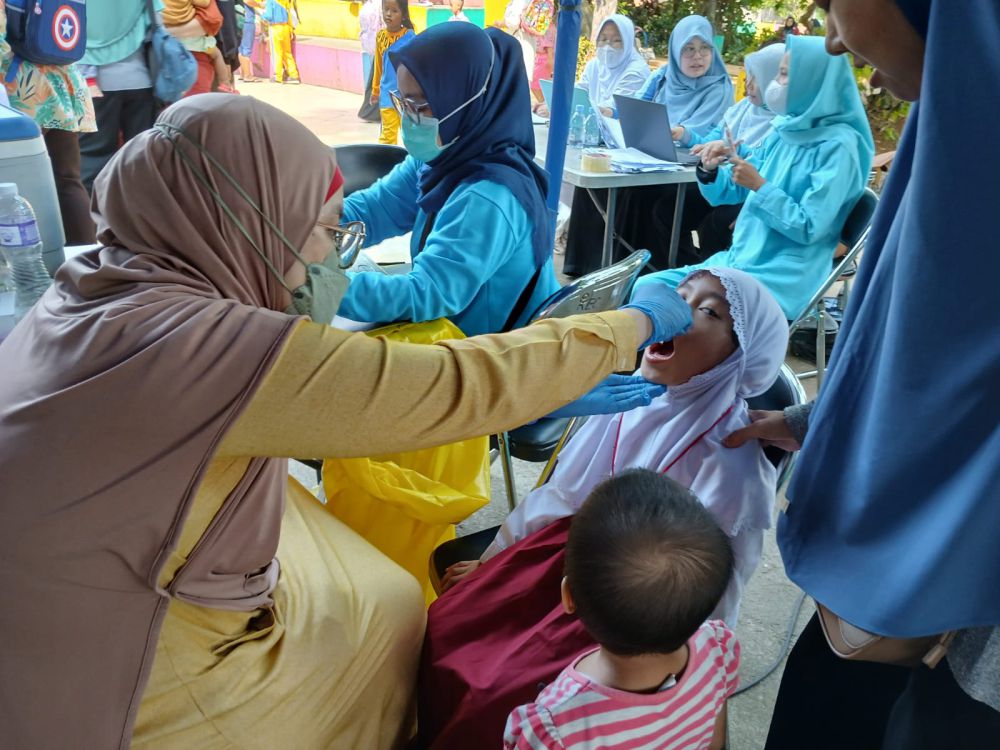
[483,268,789,622]
[580,14,650,109]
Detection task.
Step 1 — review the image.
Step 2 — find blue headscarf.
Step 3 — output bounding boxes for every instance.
[773,35,874,171]
[781,0,1000,636]
[389,24,552,267]
[660,15,733,132]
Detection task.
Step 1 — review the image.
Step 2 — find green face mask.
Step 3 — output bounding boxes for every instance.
[154,122,359,322]
[284,248,350,323]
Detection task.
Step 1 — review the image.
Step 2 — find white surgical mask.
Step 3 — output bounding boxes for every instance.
[765,79,789,115]
[597,45,624,68]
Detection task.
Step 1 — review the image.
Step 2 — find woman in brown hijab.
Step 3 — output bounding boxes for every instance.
[0,95,673,748]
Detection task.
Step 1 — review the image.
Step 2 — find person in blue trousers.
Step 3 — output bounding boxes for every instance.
[338,22,559,338]
[633,34,874,321]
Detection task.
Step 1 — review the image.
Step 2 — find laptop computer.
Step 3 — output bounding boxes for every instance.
[612,94,701,165]
[540,79,592,116]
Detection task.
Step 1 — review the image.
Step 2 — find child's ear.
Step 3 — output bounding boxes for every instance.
[561,576,576,615]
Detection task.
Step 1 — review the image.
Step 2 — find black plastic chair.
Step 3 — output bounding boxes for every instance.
[333,143,407,196]
[790,188,879,388]
[431,363,806,589]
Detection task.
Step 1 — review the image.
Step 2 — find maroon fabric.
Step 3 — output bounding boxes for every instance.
[418,517,595,748]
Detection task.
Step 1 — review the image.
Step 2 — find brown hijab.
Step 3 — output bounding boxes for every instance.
[0,95,335,748]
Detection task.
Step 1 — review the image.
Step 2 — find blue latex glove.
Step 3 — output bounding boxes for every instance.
[621,282,693,348]
[547,374,667,419]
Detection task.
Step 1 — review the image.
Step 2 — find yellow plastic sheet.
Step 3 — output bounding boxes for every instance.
[321,319,491,605]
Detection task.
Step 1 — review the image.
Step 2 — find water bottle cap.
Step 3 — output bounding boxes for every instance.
[0,183,17,197]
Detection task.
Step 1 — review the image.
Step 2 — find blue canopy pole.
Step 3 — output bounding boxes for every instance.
[544,0,582,234]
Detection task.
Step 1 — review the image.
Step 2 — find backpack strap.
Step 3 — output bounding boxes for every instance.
[418,210,541,333]
[501,265,542,333]
[4,56,22,84]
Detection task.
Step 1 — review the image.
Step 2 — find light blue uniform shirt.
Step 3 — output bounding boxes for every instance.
[634,132,866,320]
[340,156,560,337]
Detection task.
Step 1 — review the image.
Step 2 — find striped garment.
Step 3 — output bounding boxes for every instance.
[503,621,739,749]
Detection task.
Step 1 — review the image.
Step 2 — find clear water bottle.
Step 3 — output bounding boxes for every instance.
[568,105,586,147]
[0,183,51,322]
[583,110,602,147]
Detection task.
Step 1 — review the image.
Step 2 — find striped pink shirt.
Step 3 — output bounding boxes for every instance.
[503,621,740,749]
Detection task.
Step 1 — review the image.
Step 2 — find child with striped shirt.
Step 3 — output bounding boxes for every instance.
[504,470,739,750]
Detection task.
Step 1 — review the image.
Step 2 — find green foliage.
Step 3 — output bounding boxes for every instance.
[853,65,910,149]
[577,37,596,79]
[616,0,909,149]
[623,0,773,63]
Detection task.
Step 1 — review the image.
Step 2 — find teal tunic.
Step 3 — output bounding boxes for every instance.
[635,36,873,321]
[340,156,560,336]
[635,132,866,319]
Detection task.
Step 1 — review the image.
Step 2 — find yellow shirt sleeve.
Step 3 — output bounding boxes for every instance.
[372,30,387,98]
[217,312,638,459]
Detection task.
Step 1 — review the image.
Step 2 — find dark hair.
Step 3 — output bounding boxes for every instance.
[384,0,414,30]
[564,469,734,656]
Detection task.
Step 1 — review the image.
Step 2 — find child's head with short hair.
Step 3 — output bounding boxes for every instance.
[450,0,464,15]
[563,469,734,656]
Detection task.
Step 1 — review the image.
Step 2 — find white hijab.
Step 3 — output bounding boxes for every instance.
[584,15,650,108]
[723,43,785,148]
[485,268,789,558]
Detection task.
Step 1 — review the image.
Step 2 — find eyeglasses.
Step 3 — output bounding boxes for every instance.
[389,89,433,126]
[681,44,714,59]
[317,220,366,268]
[596,38,624,49]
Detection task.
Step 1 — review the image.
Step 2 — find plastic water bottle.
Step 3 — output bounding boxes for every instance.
[568,105,586,147]
[0,183,51,323]
[583,111,602,147]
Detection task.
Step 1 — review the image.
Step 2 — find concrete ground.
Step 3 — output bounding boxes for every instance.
[265,79,818,750]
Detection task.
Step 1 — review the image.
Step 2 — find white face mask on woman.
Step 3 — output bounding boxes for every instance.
[765,79,789,115]
[597,45,624,68]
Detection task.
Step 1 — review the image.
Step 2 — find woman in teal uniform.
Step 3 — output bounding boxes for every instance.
[634,35,874,320]
[338,22,558,337]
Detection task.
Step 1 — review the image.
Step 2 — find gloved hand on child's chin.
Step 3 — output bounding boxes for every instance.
[547,374,667,419]
[620,281,692,348]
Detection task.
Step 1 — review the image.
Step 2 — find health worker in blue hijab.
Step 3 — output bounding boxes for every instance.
[338,23,559,337]
[636,14,734,135]
[722,1,1000,748]
[634,34,874,320]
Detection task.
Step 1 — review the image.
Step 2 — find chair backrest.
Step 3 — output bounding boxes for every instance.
[745,363,807,489]
[840,187,879,251]
[530,249,651,322]
[791,188,879,328]
[333,144,408,197]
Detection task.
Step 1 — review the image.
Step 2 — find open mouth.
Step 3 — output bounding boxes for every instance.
[646,339,675,362]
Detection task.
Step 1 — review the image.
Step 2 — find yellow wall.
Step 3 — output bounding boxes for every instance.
[297,1,360,39]
[296,0,501,40]
[483,0,504,26]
